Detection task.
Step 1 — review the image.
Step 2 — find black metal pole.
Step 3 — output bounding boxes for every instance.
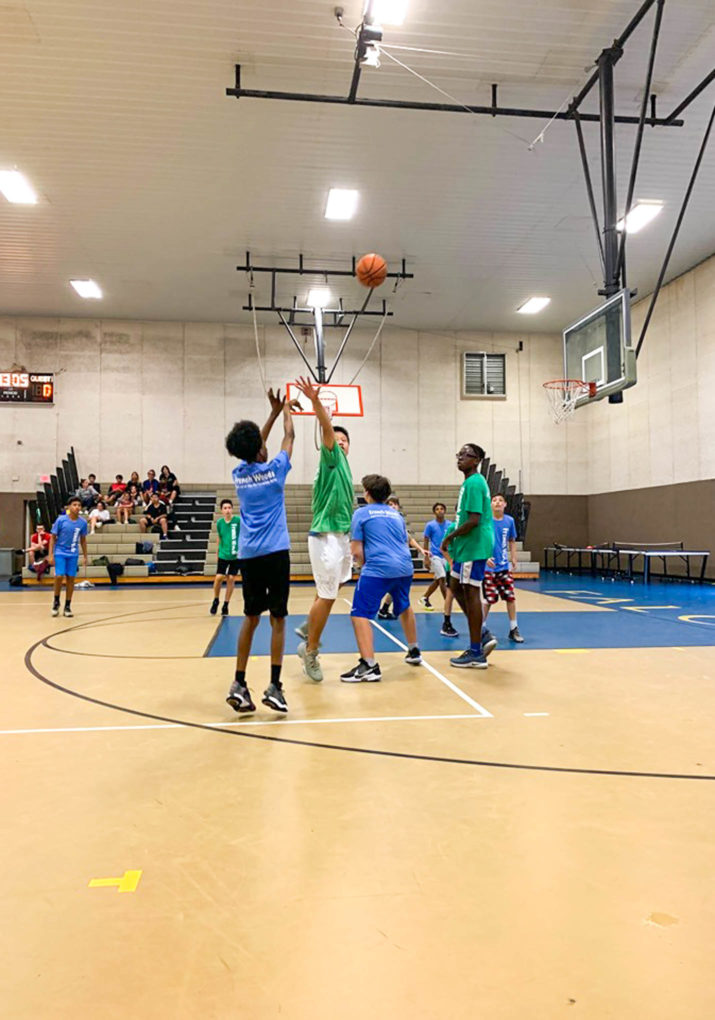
[313,305,327,382]
[277,312,318,380]
[636,101,715,357]
[573,111,605,274]
[598,48,621,297]
[664,67,715,124]
[326,290,373,383]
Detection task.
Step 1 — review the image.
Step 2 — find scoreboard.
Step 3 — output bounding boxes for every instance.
[0,372,54,404]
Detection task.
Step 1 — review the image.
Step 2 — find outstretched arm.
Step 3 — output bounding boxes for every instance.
[281,401,296,459]
[261,388,285,443]
[293,376,336,449]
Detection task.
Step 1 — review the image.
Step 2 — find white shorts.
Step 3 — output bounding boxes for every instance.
[308,532,352,599]
[431,555,447,580]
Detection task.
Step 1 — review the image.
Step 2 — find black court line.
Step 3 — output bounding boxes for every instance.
[21,614,715,783]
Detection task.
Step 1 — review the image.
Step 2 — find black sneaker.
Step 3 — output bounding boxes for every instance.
[221,602,229,616]
[51,601,60,617]
[210,597,219,616]
[508,627,524,643]
[262,683,288,712]
[63,605,74,618]
[340,659,382,683]
[481,628,498,657]
[377,607,396,621]
[440,621,459,637]
[404,647,422,666]
[226,681,256,713]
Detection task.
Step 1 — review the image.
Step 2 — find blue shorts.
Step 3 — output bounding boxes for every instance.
[351,574,412,619]
[451,560,486,587]
[54,552,80,577]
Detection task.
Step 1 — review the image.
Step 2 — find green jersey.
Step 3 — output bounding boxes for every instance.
[450,472,493,563]
[217,515,240,560]
[310,443,354,533]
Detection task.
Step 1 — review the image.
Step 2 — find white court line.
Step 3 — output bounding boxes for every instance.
[0,713,486,737]
[342,598,493,718]
[524,712,550,717]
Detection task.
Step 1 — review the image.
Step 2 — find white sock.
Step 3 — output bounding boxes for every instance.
[365,657,377,667]
[509,616,518,630]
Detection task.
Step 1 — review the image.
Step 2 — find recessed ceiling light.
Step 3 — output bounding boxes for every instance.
[369,0,408,25]
[617,200,663,233]
[70,279,103,299]
[325,188,359,220]
[517,296,551,314]
[307,288,332,308]
[0,170,38,204]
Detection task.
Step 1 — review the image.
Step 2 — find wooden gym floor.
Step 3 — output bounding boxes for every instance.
[2,579,714,1019]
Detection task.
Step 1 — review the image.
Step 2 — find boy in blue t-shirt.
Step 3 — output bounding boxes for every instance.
[482,494,524,643]
[342,474,422,683]
[224,389,296,715]
[49,496,88,618]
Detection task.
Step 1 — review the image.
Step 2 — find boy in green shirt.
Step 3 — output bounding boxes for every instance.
[210,498,240,616]
[441,443,494,669]
[293,375,354,683]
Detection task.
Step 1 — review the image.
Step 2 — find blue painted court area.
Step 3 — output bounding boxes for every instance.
[206,578,715,657]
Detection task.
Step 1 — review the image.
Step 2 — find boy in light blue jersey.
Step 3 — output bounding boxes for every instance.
[224,389,296,715]
[49,496,88,618]
[342,474,422,683]
[483,493,524,642]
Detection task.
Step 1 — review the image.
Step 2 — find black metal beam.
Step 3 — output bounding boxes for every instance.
[226,77,682,125]
[243,304,392,321]
[598,46,621,298]
[238,253,413,281]
[573,111,605,274]
[664,67,715,124]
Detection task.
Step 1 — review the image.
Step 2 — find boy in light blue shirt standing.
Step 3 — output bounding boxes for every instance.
[49,496,88,618]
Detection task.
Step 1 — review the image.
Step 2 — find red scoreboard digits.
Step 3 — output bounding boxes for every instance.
[0,372,54,403]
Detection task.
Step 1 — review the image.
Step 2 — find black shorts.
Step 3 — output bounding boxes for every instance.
[217,557,240,577]
[239,550,290,618]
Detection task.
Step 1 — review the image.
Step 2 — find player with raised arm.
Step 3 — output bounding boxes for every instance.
[48,496,88,618]
[292,376,354,684]
[441,444,494,669]
[483,493,524,642]
[224,390,296,714]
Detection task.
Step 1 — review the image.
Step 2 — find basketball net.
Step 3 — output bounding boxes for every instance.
[543,379,596,424]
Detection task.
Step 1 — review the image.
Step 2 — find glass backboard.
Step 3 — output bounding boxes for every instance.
[563,289,636,407]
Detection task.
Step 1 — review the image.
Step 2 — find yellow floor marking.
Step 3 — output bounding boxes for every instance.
[88,869,142,893]
[623,605,680,613]
[678,615,715,625]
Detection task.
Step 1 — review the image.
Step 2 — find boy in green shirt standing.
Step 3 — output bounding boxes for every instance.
[293,375,354,683]
[441,443,494,669]
[210,498,240,616]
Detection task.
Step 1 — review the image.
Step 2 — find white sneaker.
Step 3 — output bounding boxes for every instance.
[297,641,323,683]
[417,597,433,611]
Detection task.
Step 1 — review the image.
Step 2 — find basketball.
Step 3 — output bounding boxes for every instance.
[356,252,388,288]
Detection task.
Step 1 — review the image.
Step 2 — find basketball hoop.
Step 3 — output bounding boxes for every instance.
[543,379,597,424]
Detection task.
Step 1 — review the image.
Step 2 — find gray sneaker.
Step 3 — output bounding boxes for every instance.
[294,621,321,648]
[262,683,288,712]
[297,640,324,682]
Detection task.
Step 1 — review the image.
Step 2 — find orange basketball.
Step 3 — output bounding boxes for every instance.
[356,252,388,288]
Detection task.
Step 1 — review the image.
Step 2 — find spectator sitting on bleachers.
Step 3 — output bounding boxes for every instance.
[127,482,142,506]
[159,465,181,505]
[88,499,111,534]
[143,469,159,496]
[75,478,99,510]
[88,473,102,496]
[116,487,136,525]
[25,522,50,581]
[106,474,127,505]
[139,491,169,539]
[129,471,142,489]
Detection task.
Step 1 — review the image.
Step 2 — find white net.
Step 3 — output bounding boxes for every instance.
[543,379,593,424]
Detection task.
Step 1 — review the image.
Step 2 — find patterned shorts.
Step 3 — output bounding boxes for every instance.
[482,569,515,604]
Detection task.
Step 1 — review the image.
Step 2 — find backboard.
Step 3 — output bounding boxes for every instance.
[286,383,364,417]
[563,289,636,407]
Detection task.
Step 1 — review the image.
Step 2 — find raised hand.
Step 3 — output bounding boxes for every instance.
[293,375,321,406]
[267,387,286,415]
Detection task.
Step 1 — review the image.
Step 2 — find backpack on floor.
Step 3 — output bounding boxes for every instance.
[135,541,153,554]
[124,558,144,566]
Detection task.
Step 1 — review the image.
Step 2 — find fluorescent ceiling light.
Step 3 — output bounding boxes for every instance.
[307,288,332,308]
[369,0,408,25]
[517,296,551,315]
[617,200,663,234]
[325,188,359,221]
[70,279,103,299]
[0,170,38,204]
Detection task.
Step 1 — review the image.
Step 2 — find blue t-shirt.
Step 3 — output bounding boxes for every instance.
[487,514,517,572]
[232,450,291,559]
[51,514,88,555]
[351,504,413,579]
[424,518,451,559]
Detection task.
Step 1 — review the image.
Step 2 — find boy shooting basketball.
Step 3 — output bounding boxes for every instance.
[441,444,493,668]
[483,494,524,642]
[293,375,354,684]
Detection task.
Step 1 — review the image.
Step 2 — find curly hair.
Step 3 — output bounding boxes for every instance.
[225,420,263,462]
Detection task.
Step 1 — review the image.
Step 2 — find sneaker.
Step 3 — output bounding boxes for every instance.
[221,602,229,616]
[377,608,396,621]
[226,681,256,714]
[51,602,60,617]
[210,597,220,616]
[508,627,524,643]
[440,621,459,637]
[418,597,433,611]
[404,647,422,666]
[297,641,323,682]
[294,620,309,641]
[262,683,288,712]
[340,659,382,683]
[449,649,488,669]
[481,628,498,657]
[63,606,74,618]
